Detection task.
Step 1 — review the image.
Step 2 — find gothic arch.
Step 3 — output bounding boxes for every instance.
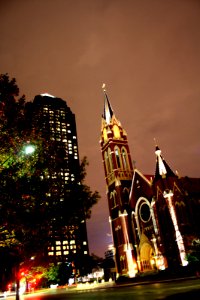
[108,147,113,172]
[121,146,130,170]
[110,190,117,208]
[114,146,122,169]
[135,197,152,238]
[139,233,155,272]
[104,148,113,175]
[104,151,110,175]
[122,187,130,204]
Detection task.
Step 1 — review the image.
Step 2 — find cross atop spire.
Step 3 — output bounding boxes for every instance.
[102,83,114,124]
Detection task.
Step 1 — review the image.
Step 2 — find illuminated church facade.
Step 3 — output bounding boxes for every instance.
[100,86,200,278]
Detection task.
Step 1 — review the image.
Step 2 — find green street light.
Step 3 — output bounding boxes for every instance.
[0,143,36,169]
[24,144,35,155]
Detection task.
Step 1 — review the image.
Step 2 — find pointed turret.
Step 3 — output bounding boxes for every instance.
[102,83,114,124]
[154,145,177,181]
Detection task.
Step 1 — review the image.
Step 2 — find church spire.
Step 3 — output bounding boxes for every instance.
[99,86,136,278]
[154,144,177,181]
[102,83,114,124]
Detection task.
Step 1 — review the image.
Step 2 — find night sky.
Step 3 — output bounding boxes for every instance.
[1,0,200,257]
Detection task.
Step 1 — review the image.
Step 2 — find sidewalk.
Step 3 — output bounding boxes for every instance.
[115,266,200,286]
[1,273,199,297]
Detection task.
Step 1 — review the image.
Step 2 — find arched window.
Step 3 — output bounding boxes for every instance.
[123,188,129,203]
[104,151,111,175]
[121,147,129,170]
[113,125,120,138]
[110,191,117,208]
[115,146,121,168]
[108,147,113,171]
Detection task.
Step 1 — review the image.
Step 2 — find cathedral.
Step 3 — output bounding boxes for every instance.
[100,86,200,278]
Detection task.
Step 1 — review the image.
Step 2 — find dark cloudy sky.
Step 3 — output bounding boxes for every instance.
[1,0,200,257]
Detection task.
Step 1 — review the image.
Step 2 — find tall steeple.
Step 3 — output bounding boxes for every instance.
[100,85,136,278]
[100,84,133,186]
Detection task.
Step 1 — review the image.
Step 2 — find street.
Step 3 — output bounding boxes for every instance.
[16,278,200,300]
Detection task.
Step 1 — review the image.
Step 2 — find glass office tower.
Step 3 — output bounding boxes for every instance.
[29,93,89,274]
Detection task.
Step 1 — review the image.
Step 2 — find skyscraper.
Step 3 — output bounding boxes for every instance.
[27,93,89,274]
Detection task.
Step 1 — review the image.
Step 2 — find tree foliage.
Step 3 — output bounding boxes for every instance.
[0,73,100,290]
[0,74,50,257]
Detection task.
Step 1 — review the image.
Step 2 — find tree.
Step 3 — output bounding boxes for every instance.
[0,74,49,295]
[44,264,59,285]
[0,74,26,167]
[0,74,100,293]
[0,75,50,258]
